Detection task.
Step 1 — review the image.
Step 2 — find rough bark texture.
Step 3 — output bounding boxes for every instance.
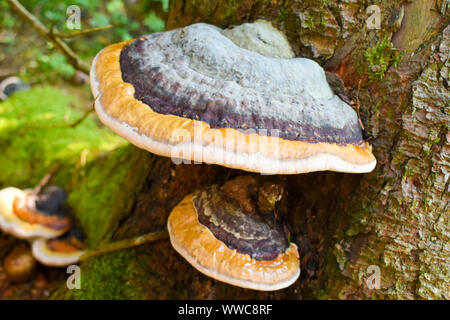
[45,0,448,299]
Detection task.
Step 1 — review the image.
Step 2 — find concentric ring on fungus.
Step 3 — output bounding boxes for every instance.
[90,22,376,174]
[167,185,300,291]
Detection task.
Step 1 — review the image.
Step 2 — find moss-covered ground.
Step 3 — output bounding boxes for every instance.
[0,86,125,189]
[0,86,153,299]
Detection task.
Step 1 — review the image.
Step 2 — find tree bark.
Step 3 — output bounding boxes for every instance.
[52,0,448,300]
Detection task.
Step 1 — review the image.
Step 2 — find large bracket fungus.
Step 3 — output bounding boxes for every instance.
[90,21,376,174]
[167,176,299,291]
[90,20,378,291]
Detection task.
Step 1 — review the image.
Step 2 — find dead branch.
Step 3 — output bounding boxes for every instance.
[23,107,95,130]
[6,0,103,74]
[52,25,112,38]
[31,160,62,195]
[80,230,169,261]
[67,108,94,128]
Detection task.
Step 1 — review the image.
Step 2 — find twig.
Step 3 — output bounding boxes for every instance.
[79,230,169,261]
[24,107,94,130]
[67,107,94,128]
[32,160,62,195]
[52,25,112,38]
[6,0,90,73]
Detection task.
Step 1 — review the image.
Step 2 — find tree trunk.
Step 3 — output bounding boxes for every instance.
[53,0,448,299]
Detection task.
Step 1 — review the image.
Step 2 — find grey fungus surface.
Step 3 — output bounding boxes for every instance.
[222,20,295,59]
[91,21,376,174]
[119,23,361,144]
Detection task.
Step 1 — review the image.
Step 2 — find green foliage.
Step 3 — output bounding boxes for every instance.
[0,0,16,28]
[143,12,165,32]
[306,13,314,29]
[365,37,404,82]
[0,86,125,189]
[19,0,100,31]
[67,145,144,246]
[35,50,76,79]
[2,0,170,81]
[0,87,154,300]
[11,0,169,40]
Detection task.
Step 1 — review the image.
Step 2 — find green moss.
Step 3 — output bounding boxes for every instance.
[403,168,415,179]
[0,86,125,188]
[277,1,288,22]
[364,37,404,82]
[305,243,349,299]
[305,12,314,29]
[67,145,154,246]
[223,0,239,19]
[0,86,158,245]
[56,145,153,300]
[68,147,126,245]
[73,250,146,300]
[422,134,441,158]
[0,86,158,299]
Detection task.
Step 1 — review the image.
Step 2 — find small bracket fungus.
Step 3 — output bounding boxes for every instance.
[31,226,86,267]
[222,20,295,59]
[90,21,376,174]
[0,186,72,239]
[0,76,30,101]
[167,177,300,291]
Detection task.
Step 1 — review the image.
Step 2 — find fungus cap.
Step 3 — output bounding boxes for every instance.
[167,188,300,291]
[0,77,30,101]
[31,227,86,267]
[0,187,70,239]
[91,22,376,174]
[222,20,295,59]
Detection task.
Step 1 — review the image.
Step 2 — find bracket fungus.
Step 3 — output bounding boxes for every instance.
[0,76,30,101]
[0,186,72,239]
[167,176,300,291]
[90,20,378,291]
[31,226,86,267]
[90,21,376,174]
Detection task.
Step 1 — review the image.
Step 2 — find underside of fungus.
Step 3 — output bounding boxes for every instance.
[90,21,376,174]
[31,226,86,267]
[167,176,300,291]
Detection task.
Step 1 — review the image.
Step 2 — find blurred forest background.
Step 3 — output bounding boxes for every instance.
[0,0,169,299]
[0,0,448,300]
[1,0,168,83]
